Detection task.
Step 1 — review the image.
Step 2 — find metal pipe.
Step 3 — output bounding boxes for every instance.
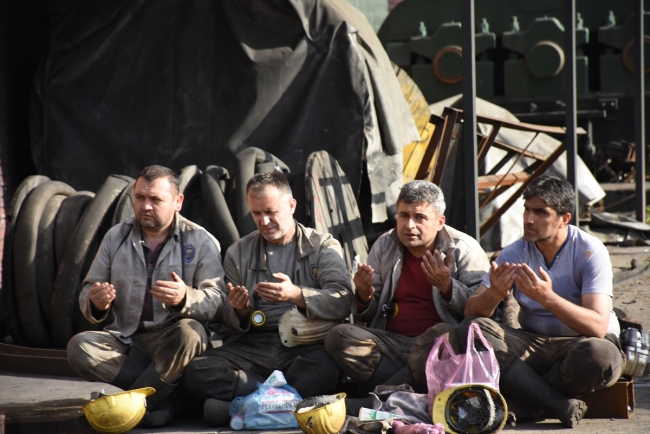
[461,0,479,238]
[564,0,579,225]
[635,0,646,223]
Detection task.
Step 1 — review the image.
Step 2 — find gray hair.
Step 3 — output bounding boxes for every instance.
[397,180,446,215]
[522,174,575,216]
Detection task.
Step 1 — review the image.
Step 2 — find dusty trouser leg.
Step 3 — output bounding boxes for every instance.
[463,318,587,428]
[456,318,547,422]
[285,346,344,399]
[184,332,278,427]
[67,331,130,383]
[543,335,624,397]
[324,324,413,383]
[183,332,272,401]
[129,319,209,427]
[325,324,413,413]
[148,318,209,385]
[407,323,458,391]
[501,358,587,428]
[111,346,149,390]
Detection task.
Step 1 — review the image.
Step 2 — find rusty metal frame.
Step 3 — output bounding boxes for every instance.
[415,108,585,239]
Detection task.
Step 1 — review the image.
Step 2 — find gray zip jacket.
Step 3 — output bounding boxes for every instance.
[80,214,226,343]
[222,221,354,333]
[353,226,489,329]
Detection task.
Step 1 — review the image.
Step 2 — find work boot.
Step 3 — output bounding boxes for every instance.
[139,390,182,428]
[355,356,400,394]
[344,396,373,417]
[500,359,587,428]
[204,398,231,427]
[110,347,149,390]
[129,363,179,427]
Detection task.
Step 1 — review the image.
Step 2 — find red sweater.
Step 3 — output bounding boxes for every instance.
[386,250,443,337]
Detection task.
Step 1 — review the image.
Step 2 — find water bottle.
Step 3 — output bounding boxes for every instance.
[230,415,244,430]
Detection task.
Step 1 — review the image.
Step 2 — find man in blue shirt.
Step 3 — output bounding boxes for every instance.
[464,175,624,428]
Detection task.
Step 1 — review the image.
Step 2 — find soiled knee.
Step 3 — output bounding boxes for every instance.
[324,324,377,359]
[561,338,624,394]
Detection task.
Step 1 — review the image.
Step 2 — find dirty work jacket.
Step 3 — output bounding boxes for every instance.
[353,226,490,330]
[221,221,354,333]
[80,214,226,344]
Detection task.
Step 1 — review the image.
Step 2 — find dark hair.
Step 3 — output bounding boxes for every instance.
[397,180,446,215]
[246,171,292,198]
[522,174,575,216]
[136,165,180,195]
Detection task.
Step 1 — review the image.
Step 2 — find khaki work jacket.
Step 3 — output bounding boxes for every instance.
[353,226,489,330]
[222,221,354,333]
[80,214,226,343]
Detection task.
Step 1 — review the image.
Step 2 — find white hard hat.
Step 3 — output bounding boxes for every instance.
[278,305,339,347]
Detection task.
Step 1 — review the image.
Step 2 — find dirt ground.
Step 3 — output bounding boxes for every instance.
[609,246,650,329]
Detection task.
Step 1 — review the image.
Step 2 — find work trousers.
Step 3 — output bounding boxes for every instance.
[67,318,208,384]
[465,317,625,396]
[324,323,455,384]
[183,330,342,401]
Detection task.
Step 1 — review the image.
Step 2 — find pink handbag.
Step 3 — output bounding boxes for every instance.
[425,322,500,410]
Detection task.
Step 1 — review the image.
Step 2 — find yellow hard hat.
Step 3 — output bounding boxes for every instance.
[293,393,346,434]
[82,387,156,433]
[278,305,339,347]
[432,384,507,434]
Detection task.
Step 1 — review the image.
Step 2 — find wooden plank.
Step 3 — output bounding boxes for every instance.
[478,172,529,189]
[415,115,445,180]
[429,108,460,185]
[488,136,548,161]
[582,380,635,419]
[477,123,501,167]
[475,112,587,135]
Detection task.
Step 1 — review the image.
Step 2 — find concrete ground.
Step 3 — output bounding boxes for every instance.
[0,371,649,433]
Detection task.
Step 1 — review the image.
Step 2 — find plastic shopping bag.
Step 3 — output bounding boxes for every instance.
[229,371,302,430]
[425,322,500,410]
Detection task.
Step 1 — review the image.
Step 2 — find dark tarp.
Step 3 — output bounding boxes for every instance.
[31,0,419,222]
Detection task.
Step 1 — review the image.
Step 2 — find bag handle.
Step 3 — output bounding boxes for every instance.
[466,322,492,355]
[427,335,457,364]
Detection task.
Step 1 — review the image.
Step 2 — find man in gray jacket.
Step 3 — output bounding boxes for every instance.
[67,165,225,427]
[183,171,354,426]
[325,180,490,402]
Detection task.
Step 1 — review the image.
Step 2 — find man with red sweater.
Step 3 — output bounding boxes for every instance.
[325,180,489,403]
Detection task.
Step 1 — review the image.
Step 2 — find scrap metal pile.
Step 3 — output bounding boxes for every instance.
[1,149,367,350]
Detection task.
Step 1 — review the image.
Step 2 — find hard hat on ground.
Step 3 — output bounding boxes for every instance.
[82,387,155,433]
[432,384,507,434]
[293,392,347,434]
[278,305,339,347]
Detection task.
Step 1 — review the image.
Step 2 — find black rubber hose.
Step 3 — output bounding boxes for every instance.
[178,165,202,220]
[54,191,95,269]
[51,175,131,348]
[13,181,75,348]
[201,166,240,253]
[178,165,201,195]
[1,175,50,345]
[111,180,134,226]
[36,194,67,324]
[74,179,129,335]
